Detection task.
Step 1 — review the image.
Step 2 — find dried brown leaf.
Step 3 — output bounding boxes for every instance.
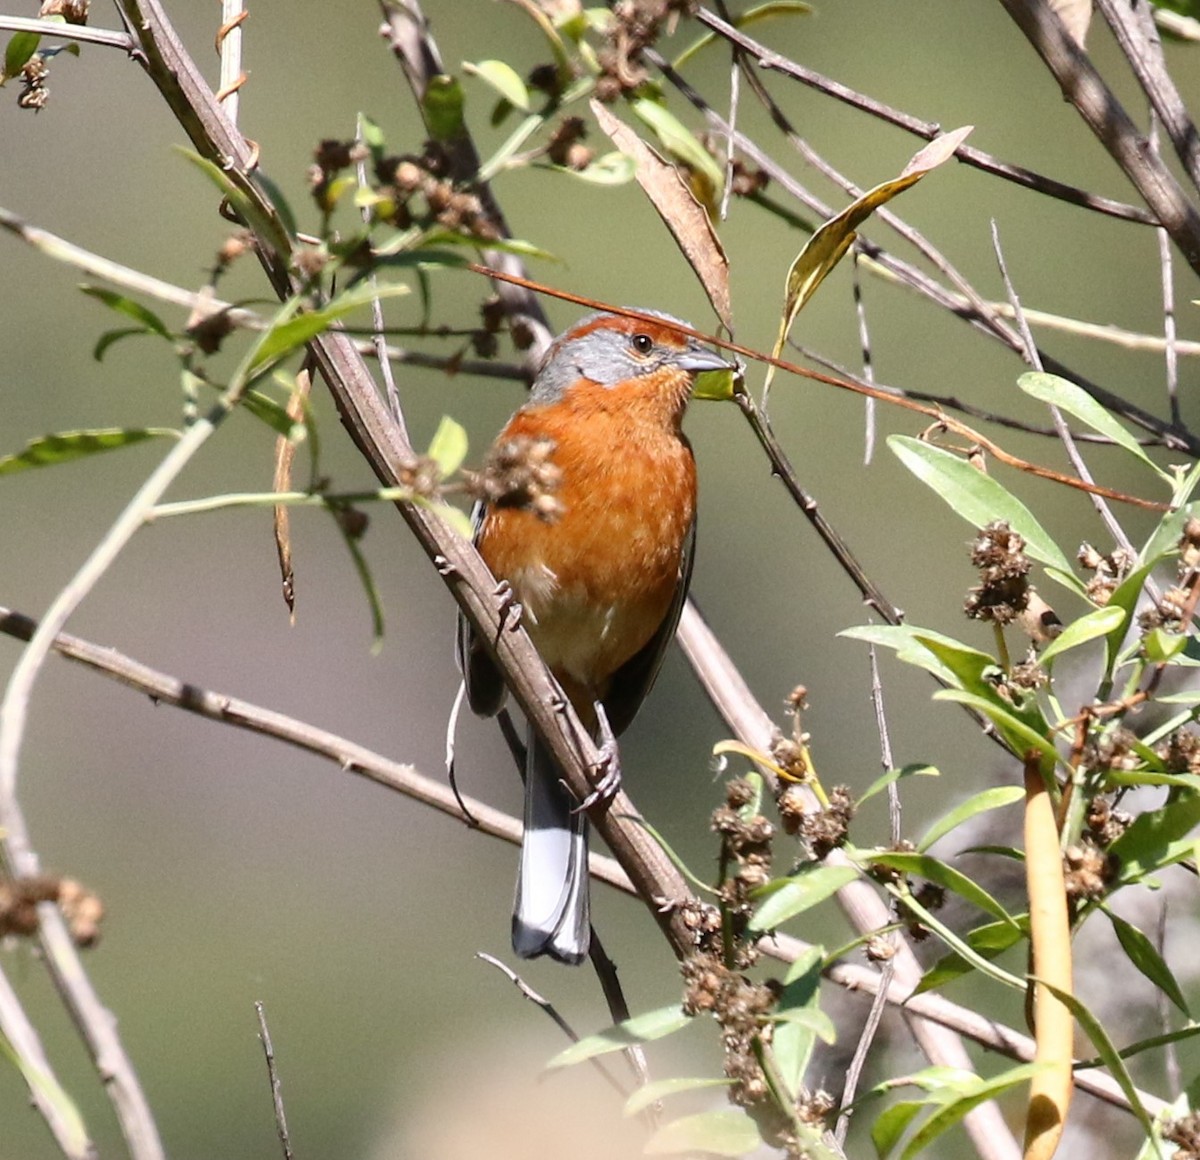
[591,99,732,331]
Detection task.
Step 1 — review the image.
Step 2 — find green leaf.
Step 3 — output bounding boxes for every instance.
[933,689,1057,773]
[463,59,530,112]
[773,945,824,1098]
[241,389,306,441]
[93,326,157,361]
[839,624,975,686]
[692,367,737,402]
[1103,907,1189,1015]
[673,1,812,69]
[644,1109,762,1156]
[249,283,410,373]
[427,500,474,541]
[630,96,725,207]
[1036,981,1163,1156]
[867,851,1017,926]
[426,415,468,478]
[3,30,41,81]
[423,74,466,141]
[897,1064,1038,1160]
[0,428,178,476]
[333,505,385,650]
[860,764,939,805]
[623,1076,731,1117]
[917,786,1025,852]
[1145,626,1188,663]
[79,286,172,337]
[176,148,292,257]
[888,436,1077,578]
[1039,605,1126,665]
[549,151,637,184]
[1109,792,1200,884]
[872,1100,924,1157]
[547,1005,691,1068]
[748,864,859,932]
[768,1005,836,1043]
[1018,372,1169,480]
[914,918,1025,995]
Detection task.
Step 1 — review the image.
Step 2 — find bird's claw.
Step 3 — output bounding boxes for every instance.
[574,701,622,812]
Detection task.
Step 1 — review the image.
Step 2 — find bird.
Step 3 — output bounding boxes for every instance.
[458,308,730,964]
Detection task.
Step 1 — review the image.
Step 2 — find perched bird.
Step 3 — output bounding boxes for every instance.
[458,309,730,964]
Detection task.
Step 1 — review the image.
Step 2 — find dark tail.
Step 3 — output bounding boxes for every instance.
[512,732,590,964]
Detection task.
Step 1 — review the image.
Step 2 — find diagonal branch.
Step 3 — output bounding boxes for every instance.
[997,0,1200,276]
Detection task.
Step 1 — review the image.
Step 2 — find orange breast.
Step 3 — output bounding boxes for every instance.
[478,374,696,703]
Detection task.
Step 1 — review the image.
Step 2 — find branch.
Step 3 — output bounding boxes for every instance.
[693,6,1157,227]
[997,0,1200,276]
[0,602,1165,1121]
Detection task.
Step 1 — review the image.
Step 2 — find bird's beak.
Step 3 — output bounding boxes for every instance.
[678,344,733,374]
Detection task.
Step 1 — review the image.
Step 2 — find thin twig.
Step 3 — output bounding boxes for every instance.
[645,49,1200,455]
[215,0,246,120]
[0,602,1166,1119]
[990,219,1135,558]
[997,0,1200,276]
[0,15,134,50]
[255,1002,294,1160]
[0,960,96,1159]
[475,954,631,1099]
[1096,0,1200,197]
[834,644,898,1146]
[693,6,1157,226]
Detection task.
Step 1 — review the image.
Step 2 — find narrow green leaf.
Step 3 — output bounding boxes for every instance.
[547,1005,691,1069]
[3,31,40,81]
[860,764,940,805]
[463,59,530,112]
[897,1064,1038,1160]
[93,326,155,361]
[644,1109,762,1156]
[623,1076,731,1117]
[748,864,859,932]
[1103,908,1189,1015]
[427,500,474,541]
[1074,1023,1200,1071]
[241,390,306,441]
[1039,605,1126,665]
[872,1100,924,1158]
[888,436,1077,577]
[868,851,1017,926]
[176,148,291,256]
[249,283,410,373]
[1036,981,1162,1156]
[894,888,1024,989]
[933,690,1057,773]
[426,415,468,478]
[839,624,966,685]
[333,506,385,649]
[768,1006,836,1043]
[917,786,1024,852]
[549,150,637,184]
[773,945,824,1099]
[1109,792,1200,884]
[80,285,172,337]
[1018,372,1169,480]
[673,0,812,69]
[0,428,178,476]
[630,96,725,204]
[915,919,1025,995]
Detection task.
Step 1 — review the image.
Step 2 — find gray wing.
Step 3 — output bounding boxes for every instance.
[600,515,696,737]
[456,500,507,717]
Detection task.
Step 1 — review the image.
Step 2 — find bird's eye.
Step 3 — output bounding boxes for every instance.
[631,333,654,355]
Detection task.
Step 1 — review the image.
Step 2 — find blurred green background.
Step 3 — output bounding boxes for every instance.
[2,2,1199,1157]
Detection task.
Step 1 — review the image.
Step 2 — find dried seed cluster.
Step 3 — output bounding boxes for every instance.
[0,874,103,947]
[595,0,699,101]
[964,521,1031,625]
[1077,542,1134,607]
[466,435,564,520]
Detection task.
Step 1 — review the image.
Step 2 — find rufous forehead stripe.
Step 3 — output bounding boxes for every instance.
[569,312,691,348]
